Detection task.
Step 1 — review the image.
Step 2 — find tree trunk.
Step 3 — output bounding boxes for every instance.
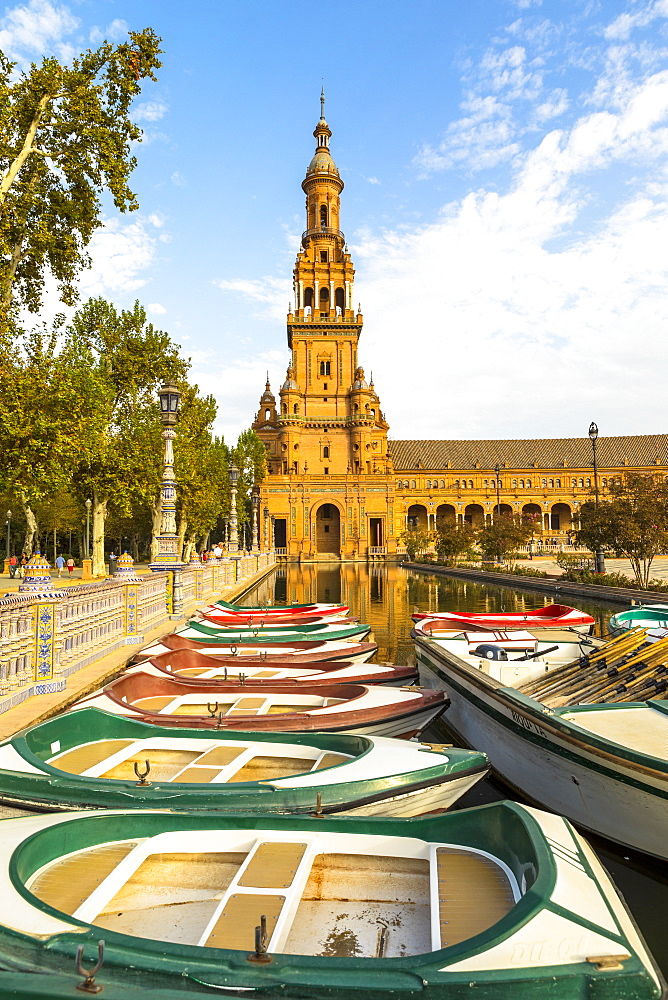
[132,533,139,564]
[20,495,38,557]
[177,517,188,562]
[92,491,108,577]
[150,501,161,563]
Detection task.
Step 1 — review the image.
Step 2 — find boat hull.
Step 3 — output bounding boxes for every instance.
[0,804,661,1000]
[415,634,668,859]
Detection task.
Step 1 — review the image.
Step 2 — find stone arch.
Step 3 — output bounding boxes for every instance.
[436,503,456,526]
[464,503,485,528]
[314,502,341,555]
[521,503,542,526]
[551,502,572,531]
[407,504,428,531]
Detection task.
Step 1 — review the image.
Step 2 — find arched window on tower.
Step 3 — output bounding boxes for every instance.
[281,403,287,414]
[320,204,328,228]
[323,446,329,458]
[319,287,329,310]
[265,409,271,421]
[293,404,299,414]
[335,288,345,315]
[319,360,331,376]
[304,287,313,308]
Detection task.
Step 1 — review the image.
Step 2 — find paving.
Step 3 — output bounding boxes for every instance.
[519,556,668,584]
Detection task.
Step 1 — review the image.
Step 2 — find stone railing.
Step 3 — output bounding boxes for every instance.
[0,551,275,714]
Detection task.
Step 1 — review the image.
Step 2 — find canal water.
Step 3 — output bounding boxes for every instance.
[242,562,668,977]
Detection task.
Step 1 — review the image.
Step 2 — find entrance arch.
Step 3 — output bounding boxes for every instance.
[551,502,572,531]
[315,503,341,555]
[436,504,456,526]
[464,504,485,528]
[407,504,428,531]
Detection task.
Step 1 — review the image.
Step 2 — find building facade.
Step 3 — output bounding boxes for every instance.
[253,101,668,560]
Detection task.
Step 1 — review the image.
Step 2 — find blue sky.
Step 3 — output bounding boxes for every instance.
[4,0,668,445]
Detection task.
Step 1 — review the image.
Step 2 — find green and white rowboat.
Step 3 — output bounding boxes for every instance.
[0,804,661,999]
[176,619,372,642]
[414,626,668,859]
[0,707,488,815]
[609,603,668,634]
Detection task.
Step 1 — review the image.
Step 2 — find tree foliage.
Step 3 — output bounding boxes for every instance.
[399,527,432,560]
[434,520,478,563]
[0,29,162,326]
[577,473,668,588]
[477,515,533,563]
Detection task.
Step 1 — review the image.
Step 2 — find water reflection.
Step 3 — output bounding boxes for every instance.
[243,562,666,977]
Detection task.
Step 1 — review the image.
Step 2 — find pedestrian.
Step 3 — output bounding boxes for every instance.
[55,554,65,578]
[201,549,208,562]
[108,550,117,576]
[18,554,27,579]
[213,543,222,560]
[8,554,17,578]
[66,556,75,575]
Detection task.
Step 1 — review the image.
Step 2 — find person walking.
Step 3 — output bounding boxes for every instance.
[66,556,75,576]
[108,551,117,576]
[55,554,65,578]
[8,554,17,578]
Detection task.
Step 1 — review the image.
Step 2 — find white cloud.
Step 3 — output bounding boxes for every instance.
[134,101,169,122]
[147,302,166,315]
[170,171,187,187]
[366,176,381,185]
[190,350,287,443]
[0,0,78,63]
[78,216,159,297]
[213,276,291,323]
[605,0,668,40]
[352,62,668,439]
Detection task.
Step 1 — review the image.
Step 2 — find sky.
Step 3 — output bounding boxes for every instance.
[4,0,668,445]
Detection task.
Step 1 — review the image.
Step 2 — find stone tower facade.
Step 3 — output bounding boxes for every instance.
[252,95,397,559]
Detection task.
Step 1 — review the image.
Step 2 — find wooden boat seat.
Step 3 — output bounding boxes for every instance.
[227,756,313,782]
[50,739,135,775]
[135,697,176,711]
[562,706,668,757]
[101,748,202,781]
[314,753,350,770]
[29,842,138,915]
[436,848,515,947]
[203,842,307,950]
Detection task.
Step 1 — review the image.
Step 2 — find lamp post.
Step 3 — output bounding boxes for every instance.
[263,506,270,551]
[251,490,260,552]
[493,464,501,522]
[85,499,92,558]
[228,464,239,555]
[588,422,606,574]
[150,381,184,617]
[5,510,11,563]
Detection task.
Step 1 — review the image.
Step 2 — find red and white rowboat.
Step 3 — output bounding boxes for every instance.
[71,675,448,739]
[132,634,378,664]
[411,603,594,633]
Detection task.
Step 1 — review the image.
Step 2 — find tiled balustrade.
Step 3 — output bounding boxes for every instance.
[0,552,274,714]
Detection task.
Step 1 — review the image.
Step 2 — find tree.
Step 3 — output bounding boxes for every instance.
[434,520,477,563]
[399,527,432,560]
[577,473,668,588]
[67,297,188,575]
[0,29,162,327]
[231,429,268,543]
[478,515,532,563]
[0,318,110,554]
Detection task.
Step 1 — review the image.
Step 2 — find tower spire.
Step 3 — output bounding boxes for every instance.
[320,85,325,121]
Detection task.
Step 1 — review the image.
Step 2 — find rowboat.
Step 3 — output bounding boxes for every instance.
[133,634,378,663]
[0,804,660,999]
[72,675,449,738]
[412,602,595,633]
[0,707,487,814]
[197,610,349,627]
[131,647,418,686]
[609,603,668,634]
[213,598,349,617]
[414,624,668,859]
[175,619,373,642]
[413,621,599,685]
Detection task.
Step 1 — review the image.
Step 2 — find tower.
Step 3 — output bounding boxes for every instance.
[252,95,395,559]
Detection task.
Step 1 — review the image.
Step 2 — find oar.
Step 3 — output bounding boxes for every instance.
[522,630,647,697]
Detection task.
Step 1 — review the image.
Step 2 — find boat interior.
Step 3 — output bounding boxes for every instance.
[26,829,520,958]
[128,692,347,718]
[46,737,352,784]
[557,703,668,760]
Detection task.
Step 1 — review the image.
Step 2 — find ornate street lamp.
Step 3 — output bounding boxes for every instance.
[251,489,260,552]
[150,381,184,616]
[85,499,92,558]
[5,510,11,563]
[263,506,270,551]
[588,422,606,574]
[228,463,240,555]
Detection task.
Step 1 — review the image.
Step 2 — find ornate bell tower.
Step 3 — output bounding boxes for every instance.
[253,95,394,559]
